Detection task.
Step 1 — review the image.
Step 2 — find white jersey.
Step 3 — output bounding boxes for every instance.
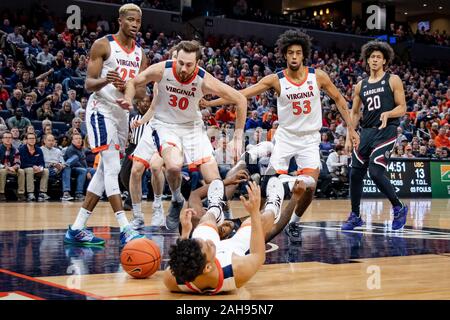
[153,60,205,124]
[93,34,143,106]
[276,67,322,133]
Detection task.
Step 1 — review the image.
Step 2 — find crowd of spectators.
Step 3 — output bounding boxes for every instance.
[0,2,449,201]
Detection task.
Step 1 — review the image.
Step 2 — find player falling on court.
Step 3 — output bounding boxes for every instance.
[64,4,147,246]
[202,30,359,242]
[342,40,408,231]
[118,40,247,231]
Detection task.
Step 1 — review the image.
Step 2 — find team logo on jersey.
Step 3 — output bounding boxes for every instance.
[136,56,140,62]
[309,85,313,91]
[381,80,385,85]
[192,87,196,92]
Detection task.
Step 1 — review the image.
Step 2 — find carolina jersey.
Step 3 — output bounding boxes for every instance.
[276,67,322,133]
[153,60,205,124]
[359,72,399,128]
[93,34,142,106]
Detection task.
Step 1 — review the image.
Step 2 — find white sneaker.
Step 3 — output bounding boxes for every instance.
[150,204,166,227]
[265,177,285,223]
[207,180,225,225]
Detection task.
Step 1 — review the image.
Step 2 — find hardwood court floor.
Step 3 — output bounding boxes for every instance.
[0,198,450,300]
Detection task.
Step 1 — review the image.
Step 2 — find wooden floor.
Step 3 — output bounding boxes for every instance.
[1,198,450,300]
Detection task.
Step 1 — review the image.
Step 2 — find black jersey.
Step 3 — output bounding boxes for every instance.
[359,72,399,128]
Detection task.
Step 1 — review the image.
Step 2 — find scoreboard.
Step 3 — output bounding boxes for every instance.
[362,159,432,198]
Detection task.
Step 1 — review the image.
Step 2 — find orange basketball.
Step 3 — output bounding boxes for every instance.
[120,238,161,279]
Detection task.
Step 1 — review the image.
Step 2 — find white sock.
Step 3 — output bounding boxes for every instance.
[290,213,300,223]
[153,194,162,208]
[116,211,129,231]
[132,203,143,220]
[72,208,91,230]
[172,187,183,203]
[207,207,223,224]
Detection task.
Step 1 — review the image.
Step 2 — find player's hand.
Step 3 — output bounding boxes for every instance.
[292,180,307,199]
[131,119,143,129]
[348,128,360,150]
[199,98,210,109]
[224,169,249,186]
[106,70,123,84]
[240,181,261,216]
[116,98,133,111]
[379,111,391,129]
[180,208,195,238]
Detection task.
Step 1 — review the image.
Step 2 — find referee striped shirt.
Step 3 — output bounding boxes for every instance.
[129,113,148,145]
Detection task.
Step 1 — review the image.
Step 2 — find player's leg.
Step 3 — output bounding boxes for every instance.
[342,129,372,230]
[150,153,166,227]
[368,127,407,230]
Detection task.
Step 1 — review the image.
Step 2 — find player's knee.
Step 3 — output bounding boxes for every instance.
[131,162,145,177]
[166,165,181,178]
[368,163,385,180]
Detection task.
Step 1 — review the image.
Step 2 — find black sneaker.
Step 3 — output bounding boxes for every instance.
[285,222,302,244]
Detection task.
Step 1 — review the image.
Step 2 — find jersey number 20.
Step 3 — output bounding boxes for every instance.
[292,100,311,115]
[367,95,381,111]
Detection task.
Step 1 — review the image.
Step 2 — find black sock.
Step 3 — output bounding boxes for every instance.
[350,166,366,216]
[369,164,402,208]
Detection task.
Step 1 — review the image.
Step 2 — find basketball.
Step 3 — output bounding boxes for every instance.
[120,238,161,279]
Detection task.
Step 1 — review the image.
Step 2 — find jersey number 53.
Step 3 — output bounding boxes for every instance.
[292,100,311,115]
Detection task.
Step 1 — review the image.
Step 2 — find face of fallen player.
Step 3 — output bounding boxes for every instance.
[197,238,216,273]
[367,50,386,73]
[285,44,303,72]
[118,10,142,39]
[176,50,198,82]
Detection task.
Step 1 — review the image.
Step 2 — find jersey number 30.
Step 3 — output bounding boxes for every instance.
[367,95,381,111]
[169,95,189,110]
[292,100,311,115]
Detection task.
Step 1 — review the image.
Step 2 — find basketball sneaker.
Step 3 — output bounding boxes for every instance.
[166,199,184,231]
[341,212,364,230]
[64,225,105,246]
[285,222,302,244]
[207,180,226,225]
[264,177,285,223]
[120,224,145,246]
[150,203,165,227]
[392,204,408,230]
[131,217,145,233]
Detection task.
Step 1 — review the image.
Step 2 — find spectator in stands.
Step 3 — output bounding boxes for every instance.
[19,132,49,201]
[434,127,450,149]
[0,130,25,201]
[403,145,415,158]
[34,80,49,107]
[74,96,87,118]
[36,99,55,121]
[49,92,62,111]
[0,79,9,109]
[427,138,436,155]
[66,90,81,113]
[7,108,31,134]
[10,127,21,149]
[214,136,234,179]
[24,38,41,70]
[245,110,262,131]
[411,140,420,156]
[326,145,348,183]
[319,132,334,155]
[42,132,64,182]
[215,105,233,124]
[21,93,38,120]
[5,89,23,112]
[36,45,54,72]
[57,101,75,124]
[395,127,408,145]
[66,117,84,139]
[267,120,278,141]
[61,133,87,201]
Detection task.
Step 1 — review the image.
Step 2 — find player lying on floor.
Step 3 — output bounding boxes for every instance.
[163,179,306,294]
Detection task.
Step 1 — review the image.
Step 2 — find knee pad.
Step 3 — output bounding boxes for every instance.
[87,165,105,197]
[102,149,121,197]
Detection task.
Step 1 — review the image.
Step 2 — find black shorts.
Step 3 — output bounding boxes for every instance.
[351,125,397,169]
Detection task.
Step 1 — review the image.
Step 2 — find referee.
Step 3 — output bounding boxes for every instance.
[120,96,151,210]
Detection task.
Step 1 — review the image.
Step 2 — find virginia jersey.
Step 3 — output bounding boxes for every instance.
[93,34,142,106]
[153,60,206,124]
[276,67,322,133]
[359,72,399,128]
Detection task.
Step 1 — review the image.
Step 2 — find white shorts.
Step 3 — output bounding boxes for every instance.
[192,224,251,257]
[86,95,129,154]
[151,118,214,168]
[268,128,321,175]
[131,124,158,168]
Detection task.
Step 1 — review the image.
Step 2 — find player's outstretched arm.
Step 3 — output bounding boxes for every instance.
[379,74,407,129]
[118,61,164,110]
[316,69,360,148]
[233,181,265,287]
[133,49,149,100]
[200,74,278,108]
[346,81,363,153]
[131,83,158,128]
